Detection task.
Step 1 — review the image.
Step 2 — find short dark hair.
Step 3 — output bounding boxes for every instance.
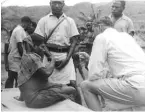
[21,16,32,23]
[30,33,44,46]
[115,0,126,8]
[97,16,113,27]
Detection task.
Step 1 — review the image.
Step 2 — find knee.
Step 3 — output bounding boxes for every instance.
[80,80,90,91]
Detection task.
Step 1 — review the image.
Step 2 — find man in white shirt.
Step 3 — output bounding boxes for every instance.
[80,16,145,111]
[5,16,32,88]
[35,0,81,104]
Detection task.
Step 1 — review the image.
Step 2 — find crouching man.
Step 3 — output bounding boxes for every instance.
[80,16,145,111]
[15,33,75,108]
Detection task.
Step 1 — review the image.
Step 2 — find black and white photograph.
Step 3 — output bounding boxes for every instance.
[1,0,145,111]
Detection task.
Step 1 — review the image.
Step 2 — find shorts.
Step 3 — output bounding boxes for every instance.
[82,77,145,110]
[25,84,75,108]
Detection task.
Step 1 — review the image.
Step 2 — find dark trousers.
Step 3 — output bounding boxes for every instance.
[5,70,18,88]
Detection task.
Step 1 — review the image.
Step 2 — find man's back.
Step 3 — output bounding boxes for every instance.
[104,28,145,76]
[93,28,145,77]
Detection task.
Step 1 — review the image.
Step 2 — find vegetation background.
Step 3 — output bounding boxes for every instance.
[1,1,145,88]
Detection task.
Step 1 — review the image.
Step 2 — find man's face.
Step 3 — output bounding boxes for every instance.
[23,22,31,30]
[111,1,124,17]
[50,1,64,15]
[34,43,46,58]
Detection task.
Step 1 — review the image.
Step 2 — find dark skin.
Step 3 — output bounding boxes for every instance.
[50,1,64,18]
[111,1,124,19]
[14,43,56,101]
[17,43,23,57]
[49,1,78,70]
[4,43,9,71]
[111,1,134,36]
[56,36,78,70]
[17,22,31,57]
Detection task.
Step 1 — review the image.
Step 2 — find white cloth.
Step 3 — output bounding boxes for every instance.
[35,13,79,84]
[8,25,27,72]
[88,28,145,88]
[43,56,76,84]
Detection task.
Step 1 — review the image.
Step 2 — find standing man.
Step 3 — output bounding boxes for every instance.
[80,16,145,111]
[35,0,81,104]
[109,0,135,36]
[5,16,32,88]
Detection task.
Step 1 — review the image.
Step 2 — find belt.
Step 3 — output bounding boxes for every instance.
[46,44,70,53]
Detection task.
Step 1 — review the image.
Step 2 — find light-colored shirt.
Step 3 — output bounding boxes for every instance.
[35,13,79,84]
[88,28,145,88]
[35,13,79,61]
[8,25,27,72]
[109,14,134,34]
[9,25,27,58]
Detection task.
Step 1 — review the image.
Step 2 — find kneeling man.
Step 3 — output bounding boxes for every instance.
[80,16,145,111]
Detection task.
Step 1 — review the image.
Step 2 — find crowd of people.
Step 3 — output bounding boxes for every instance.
[3,0,145,111]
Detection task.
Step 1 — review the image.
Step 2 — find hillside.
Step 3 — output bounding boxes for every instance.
[1,1,145,32]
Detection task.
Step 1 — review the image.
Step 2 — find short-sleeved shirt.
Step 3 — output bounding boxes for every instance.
[9,25,27,58]
[109,14,134,34]
[88,28,145,88]
[8,25,27,72]
[35,13,78,84]
[35,13,79,61]
[18,53,44,86]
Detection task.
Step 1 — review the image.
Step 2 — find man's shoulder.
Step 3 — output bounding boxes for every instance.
[65,16,75,23]
[13,25,23,32]
[122,14,133,22]
[95,28,116,41]
[38,13,51,22]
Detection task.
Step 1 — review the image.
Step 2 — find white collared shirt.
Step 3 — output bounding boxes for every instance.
[35,13,79,61]
[109,14,134,34]
[88,28,145,88]
[35,13,79,46]
[34,13,78,84]
[9,25,27,58]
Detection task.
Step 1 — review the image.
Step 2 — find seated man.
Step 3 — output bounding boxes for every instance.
[80,16,145,111]
[16,33,75,108]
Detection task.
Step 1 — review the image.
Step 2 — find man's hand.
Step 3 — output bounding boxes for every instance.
[55,59,69,70]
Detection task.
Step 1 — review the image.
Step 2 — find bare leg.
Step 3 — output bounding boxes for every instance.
[80,80,102,111]
[60,85,76,94]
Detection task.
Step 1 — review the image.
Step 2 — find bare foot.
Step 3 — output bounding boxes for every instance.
[14,96,24,101]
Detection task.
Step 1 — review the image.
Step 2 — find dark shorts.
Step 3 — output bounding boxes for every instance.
[26,84,75,108]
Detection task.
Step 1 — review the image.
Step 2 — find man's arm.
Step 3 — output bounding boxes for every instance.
[88,35,107,81]
[35,57,55,79]
[128,19,135,37]
[56,18,79,70]
[17,42,23,57]
[56,35,78,70]
[15,28,26,57]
